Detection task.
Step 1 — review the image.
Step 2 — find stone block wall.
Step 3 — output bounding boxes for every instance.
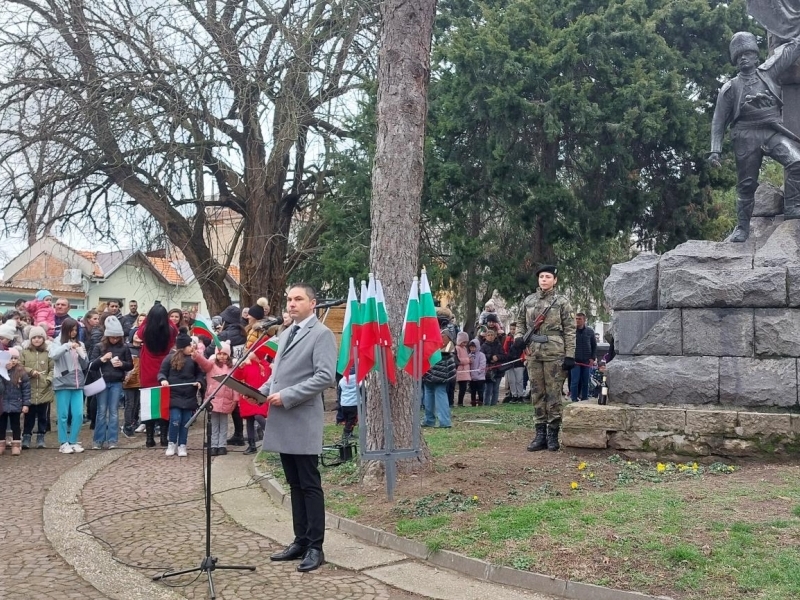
[603,189,800,410]
[561,402,800,459]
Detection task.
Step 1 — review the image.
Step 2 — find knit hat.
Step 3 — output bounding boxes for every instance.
[175,327,193,349]
[219,305,241,325]
[104,315,124,337]
[248,297,269,321]
[0,319,18,340]
[35,289,53,302]
[217,341,232,356]
[29,325,47,339]
[7,347,19,358]
[456,331,469,345]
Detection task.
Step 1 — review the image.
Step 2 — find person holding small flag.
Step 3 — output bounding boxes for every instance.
[138,303,178,448]
[158,328,203,457]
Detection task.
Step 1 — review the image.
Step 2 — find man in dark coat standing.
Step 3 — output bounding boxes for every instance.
[259,283,337,572]
[570,312,597,402]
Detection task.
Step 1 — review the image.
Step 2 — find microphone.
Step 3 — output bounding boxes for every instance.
[262,316,283,328]
[315,299,346,309]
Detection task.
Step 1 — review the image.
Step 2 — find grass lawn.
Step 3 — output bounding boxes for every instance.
[255,403,800,600]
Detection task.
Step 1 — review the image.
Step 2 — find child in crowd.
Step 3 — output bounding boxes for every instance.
[338,367,359,442]
[421,332,456,428]
[24,290,56,338]
[194,341,238,456]
[122,331,142,438]
[468,339,486,406]
[454,332,471,407]
[49,317,87,454]
[0,348,31,455]
[158,328,203,457]
[88,316,133,450]
[0,319,18,350]
[20,326,54,449]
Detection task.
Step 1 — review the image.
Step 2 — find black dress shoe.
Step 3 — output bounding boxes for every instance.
[270,543,307,561]
[297,548,324,572]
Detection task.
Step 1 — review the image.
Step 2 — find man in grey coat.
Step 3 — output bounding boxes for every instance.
[259,283,337,572]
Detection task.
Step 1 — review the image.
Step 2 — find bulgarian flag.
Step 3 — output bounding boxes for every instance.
[356,274,380,383]
[375,279,397,384]
[396,277,420,376]
[251,335,279,360]
[140,386,170,421]
[192,316,221,349]
[336,278,360,379]
[419,268,442,371]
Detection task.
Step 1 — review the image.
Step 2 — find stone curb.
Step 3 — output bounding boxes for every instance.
[249,459,673,600]
[43,449,185,600]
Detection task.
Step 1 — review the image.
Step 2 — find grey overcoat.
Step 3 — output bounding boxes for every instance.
[259,315,337,455]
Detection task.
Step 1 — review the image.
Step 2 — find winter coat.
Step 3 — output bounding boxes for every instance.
[49,340,88,390]
[455,345,472,382]
[157,352,203,410]
[469,342,486,381]
[1,368,31,413]
[574,326,597,364]
[89,340,134,384]
[24,300,56,337]
[84,326,104,360]
[194,352,238,414]
[138,318,178,388]
[423,353,456,385]
[20,343,55,405]
[123,344,142,389]
[514,288,576,362]
[481,338,506,381]
[235,322,271,419]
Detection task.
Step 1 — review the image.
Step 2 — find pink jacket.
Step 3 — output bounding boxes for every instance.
[455,345,472,382]
[194,352,238,414]
[25,300,56,337]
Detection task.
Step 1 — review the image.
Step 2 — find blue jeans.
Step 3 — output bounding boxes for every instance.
[94,382,122,445]
[570,365,592,401]
[168,407,193,445]
[483,379,500,406]
[422,383,451,427]
[56,389,84,444]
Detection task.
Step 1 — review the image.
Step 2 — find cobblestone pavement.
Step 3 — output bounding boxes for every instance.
[2,420,424,599]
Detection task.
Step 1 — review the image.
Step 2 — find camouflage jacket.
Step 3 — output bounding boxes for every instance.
[514,289,576,362]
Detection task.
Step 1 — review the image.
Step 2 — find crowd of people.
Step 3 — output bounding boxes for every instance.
[0,290,291,457]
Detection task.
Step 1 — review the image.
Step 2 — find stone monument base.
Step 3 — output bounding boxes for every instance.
[561,400,800,460]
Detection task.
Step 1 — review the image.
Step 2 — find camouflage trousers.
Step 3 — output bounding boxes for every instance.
[527,359,566,426]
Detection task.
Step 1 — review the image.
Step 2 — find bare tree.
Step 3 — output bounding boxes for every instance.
[0,0,377,312]
[366,0,437,474]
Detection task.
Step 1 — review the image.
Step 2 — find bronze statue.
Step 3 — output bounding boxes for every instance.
[709,31,800,242]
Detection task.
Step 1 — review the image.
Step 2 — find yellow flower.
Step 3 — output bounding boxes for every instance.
[570,481,579,490]
[577,462,587,471]
[473,495,479,501]
[656,463,666,473]
[692,462,699,471]
[589,473,595,479]
[626,461,632,465]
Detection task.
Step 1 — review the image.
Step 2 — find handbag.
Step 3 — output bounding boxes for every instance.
[84,375,107,396]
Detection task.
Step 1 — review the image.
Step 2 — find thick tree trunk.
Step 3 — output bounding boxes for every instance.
[365,0,437,478]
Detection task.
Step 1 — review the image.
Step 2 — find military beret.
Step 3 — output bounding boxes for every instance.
[536,265,558,277]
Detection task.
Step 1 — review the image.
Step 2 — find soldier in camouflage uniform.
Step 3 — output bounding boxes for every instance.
[514,265,576,451]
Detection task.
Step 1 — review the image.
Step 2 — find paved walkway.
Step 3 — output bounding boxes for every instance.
[2,423,556,600]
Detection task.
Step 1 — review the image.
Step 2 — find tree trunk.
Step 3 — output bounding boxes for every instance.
[365,0,437,479]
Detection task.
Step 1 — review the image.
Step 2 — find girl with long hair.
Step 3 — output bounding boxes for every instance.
[138,304,178,447]
[49,317,88,453]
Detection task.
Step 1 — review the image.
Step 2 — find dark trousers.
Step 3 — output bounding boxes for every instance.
[0,412,21,440]
[446,380,455,407]
[341,405,357,437]
[469,381,484,405]
[123,388,140,428]
[245,415,266,444]
[280,453,325,550]
[457,381,468,406]
[230,404,243,438]
[23,404,49,435]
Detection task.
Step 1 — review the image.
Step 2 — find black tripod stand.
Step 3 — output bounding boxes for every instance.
[152,340,271,597]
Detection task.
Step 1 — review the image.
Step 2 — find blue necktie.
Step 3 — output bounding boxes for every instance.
[286,324,300,348]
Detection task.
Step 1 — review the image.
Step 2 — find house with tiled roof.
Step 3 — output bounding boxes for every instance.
[1,236,239,316]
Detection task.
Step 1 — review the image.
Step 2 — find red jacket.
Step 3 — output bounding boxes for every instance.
[138,318,178,389]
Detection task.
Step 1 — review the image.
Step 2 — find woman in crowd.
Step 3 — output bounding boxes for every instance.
[138,304,178,448]
[49,317,88,454]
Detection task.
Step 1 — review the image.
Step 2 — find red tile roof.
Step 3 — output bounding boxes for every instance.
[147,257,185,285]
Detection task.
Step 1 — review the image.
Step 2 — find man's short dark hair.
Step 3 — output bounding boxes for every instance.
[130,300,137,304]
[288,283,316,301]
[108,299,120,306]
[577,312,586,318]
[14,299,26,308]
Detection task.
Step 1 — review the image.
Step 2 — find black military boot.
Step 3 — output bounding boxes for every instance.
[729,197,754,242]
[145,421,156,448]
[546,424,560,452]
[159,419,169,447]
[527,424,547,452]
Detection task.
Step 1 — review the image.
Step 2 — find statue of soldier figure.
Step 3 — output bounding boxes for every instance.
[709,31,800,242]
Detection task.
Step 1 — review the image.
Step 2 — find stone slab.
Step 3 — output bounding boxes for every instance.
[754,309,800,357]
[751,215,785,250]
[613,310,670,355]
[606,356,719,406]
[660,240,753,270]
[562,403,627,430]
[685,409,738,435]
[736,412,793,436]
[627,407,687,431]
[682,308,754,357]
[754,219,800,267]
[753,182,784,217]
[659,267,786,309]
[788,267,800,307]
[719,357,798,408]
[603,253,659,310]
[560,428,609,449]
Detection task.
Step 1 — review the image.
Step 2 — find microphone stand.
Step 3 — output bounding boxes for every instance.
[152,327,277,598]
